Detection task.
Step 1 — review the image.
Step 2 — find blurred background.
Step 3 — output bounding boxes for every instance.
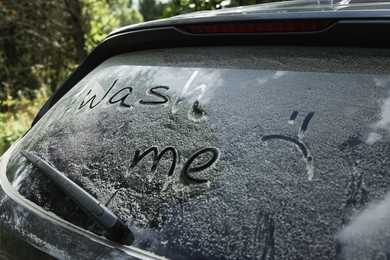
[0,0,286,155]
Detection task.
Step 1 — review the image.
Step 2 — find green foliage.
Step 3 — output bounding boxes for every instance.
[162,0,223,17]
[83,0,143,52]
[112,0,145,25]
[139,0,168,21]
[0,72,50,155]
[162,0,288,17]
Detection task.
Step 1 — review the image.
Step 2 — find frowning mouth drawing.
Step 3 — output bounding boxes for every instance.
[262,111,315,181]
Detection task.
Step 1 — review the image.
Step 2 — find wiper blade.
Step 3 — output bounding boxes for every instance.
[21,151,133,245]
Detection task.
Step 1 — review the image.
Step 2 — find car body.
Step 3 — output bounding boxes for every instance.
[1,0,390,259]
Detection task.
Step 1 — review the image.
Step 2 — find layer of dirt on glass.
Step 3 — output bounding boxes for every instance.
[5,48,390,259]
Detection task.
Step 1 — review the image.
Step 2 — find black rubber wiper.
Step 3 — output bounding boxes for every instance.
[21,150,133,245]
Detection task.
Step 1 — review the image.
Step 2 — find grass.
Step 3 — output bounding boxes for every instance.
[0,82,50,155]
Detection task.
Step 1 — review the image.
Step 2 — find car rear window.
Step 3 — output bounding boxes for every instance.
[5,46,390,259]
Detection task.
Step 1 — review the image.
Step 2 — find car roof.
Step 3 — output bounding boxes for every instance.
[110,0,390,37]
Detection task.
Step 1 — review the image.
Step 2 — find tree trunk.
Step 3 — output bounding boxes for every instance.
[64,0,87,62]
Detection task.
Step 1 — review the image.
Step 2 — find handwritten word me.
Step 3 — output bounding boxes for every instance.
[129,146,219,184]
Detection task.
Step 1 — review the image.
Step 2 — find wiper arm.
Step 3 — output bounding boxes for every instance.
[21,151,133,245]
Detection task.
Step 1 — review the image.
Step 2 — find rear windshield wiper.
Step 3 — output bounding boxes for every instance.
[21,151,133,245]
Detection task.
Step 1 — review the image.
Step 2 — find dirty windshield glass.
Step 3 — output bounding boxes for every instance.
[5,47,390,259]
